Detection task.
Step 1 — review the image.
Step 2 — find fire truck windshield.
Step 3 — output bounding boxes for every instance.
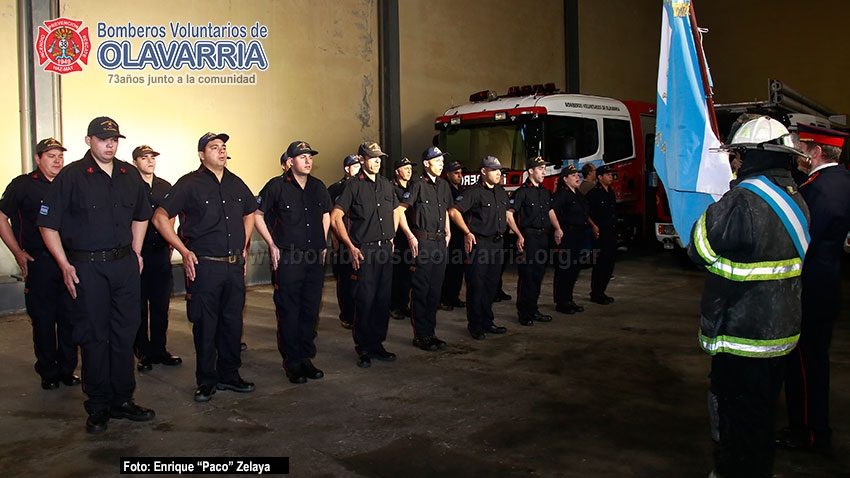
[439,115,603,172]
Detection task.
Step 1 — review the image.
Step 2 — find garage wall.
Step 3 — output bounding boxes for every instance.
[58,0,380,191]
[398,0,566,163]
[699,0,850,118]
[578,0,659,103]
[0,0,22,185]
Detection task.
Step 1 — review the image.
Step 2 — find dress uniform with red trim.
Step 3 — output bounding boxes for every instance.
[782,123,850,450]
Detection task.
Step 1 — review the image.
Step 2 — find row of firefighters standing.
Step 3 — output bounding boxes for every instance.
[0,117,619,434]
[687,117,850,478]
[327,147,619,357]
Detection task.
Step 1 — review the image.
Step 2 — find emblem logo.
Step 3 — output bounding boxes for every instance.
[36,18,91,74]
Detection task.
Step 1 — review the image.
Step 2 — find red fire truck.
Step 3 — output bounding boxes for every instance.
[434,84,662,244]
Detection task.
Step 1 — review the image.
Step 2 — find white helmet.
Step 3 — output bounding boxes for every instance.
[717,116,809,158]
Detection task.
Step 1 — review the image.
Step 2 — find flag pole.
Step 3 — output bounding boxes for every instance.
[688,1,719,137]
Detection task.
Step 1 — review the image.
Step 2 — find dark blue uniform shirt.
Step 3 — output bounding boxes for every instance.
[551,186,589,228]
[586,182,617,230]
[0,168,53,252]
[452,180,508,237]
[509,179,552,230]
[37,152,151,251]
[334,172,398,245]
[257,170,332,252]
[158,166,256,257]
[142,175,172,251]
[402,174,453,234]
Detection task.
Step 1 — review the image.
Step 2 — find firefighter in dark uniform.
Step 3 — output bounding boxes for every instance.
[688,116,810,477]
[328,154,361,329]
[258,152,288,295]
[132,145,181,372]
[586,164,617,304]
[396,146,453,351]
[780,124,850,450]
[390,157,416,320]
[440,160,466,310]
[331,141,399,368]
[0,138,78,390]
[448,156,510,340]
[152,132,257,402]
[37,117,154,434]
[507,156,563,325]
[551,164,589,314]
[254,141,332,384]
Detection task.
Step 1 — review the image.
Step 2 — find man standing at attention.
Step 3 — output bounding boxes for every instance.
[390,156,416,320]
[254,141,332,384]
[448,156,510,340]
[0,138,78,390]
[440,160,467,310]
[506,156,563,326]
[331,141,399,368]
[586,165,617,304]
[131,145,181,372]
[152,132,257,402]
[328,154,361,330]
[779,124,850,451]
[396,146,453,351]
[688,117,810,477]
[38,117,154,434]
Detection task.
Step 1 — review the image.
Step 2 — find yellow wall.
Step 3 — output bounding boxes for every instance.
[0,0,21,275]
[398,0,566,161]
[0,0,22,182]
[699,0,850,117]
[58,0,380,190]
[578,0,659,102]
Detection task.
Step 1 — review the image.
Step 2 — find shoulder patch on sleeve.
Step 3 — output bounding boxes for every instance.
[39,205,49,215]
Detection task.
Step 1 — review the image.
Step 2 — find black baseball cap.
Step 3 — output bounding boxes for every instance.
[87,116,126,139]
[394,157,416,170]
[35,138,66,154]
[198,132,229,151]
[132,145,160,160]
[444,160,463,173]
[343,154,360,167]
[358,141,388,158]
[286,141,319,158]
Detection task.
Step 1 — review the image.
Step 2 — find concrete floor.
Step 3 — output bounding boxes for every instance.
[1,249,849,477]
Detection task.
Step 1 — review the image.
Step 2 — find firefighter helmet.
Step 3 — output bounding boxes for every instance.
[720,116,809,158]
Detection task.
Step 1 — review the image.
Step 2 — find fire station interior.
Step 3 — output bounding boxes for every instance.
[2,1,850,476]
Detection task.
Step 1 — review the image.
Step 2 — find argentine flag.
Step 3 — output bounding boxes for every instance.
[655,0,732,246]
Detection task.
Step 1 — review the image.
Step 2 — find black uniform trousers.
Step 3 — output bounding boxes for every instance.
[590,227,617,299]
[711,353,785,478]
[441,236,465,303]
[351,242,393,355]
[274,251,324,371]
[466,237,504,330]
[516,231,549,316]
[72,253,140,414]
[390,240,412,312]
[409,238,447,338]
[186,259,245,386]
[784,305,837,446]
[331,248,355,324]
[135,247,173,359]
[553,228,585,305]
[25,251,76,380]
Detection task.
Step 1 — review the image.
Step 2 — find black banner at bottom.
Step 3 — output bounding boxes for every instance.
[120,457,289,474]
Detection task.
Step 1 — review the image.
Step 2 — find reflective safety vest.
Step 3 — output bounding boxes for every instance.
[689,174,809,358]
[692,175,809,282]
